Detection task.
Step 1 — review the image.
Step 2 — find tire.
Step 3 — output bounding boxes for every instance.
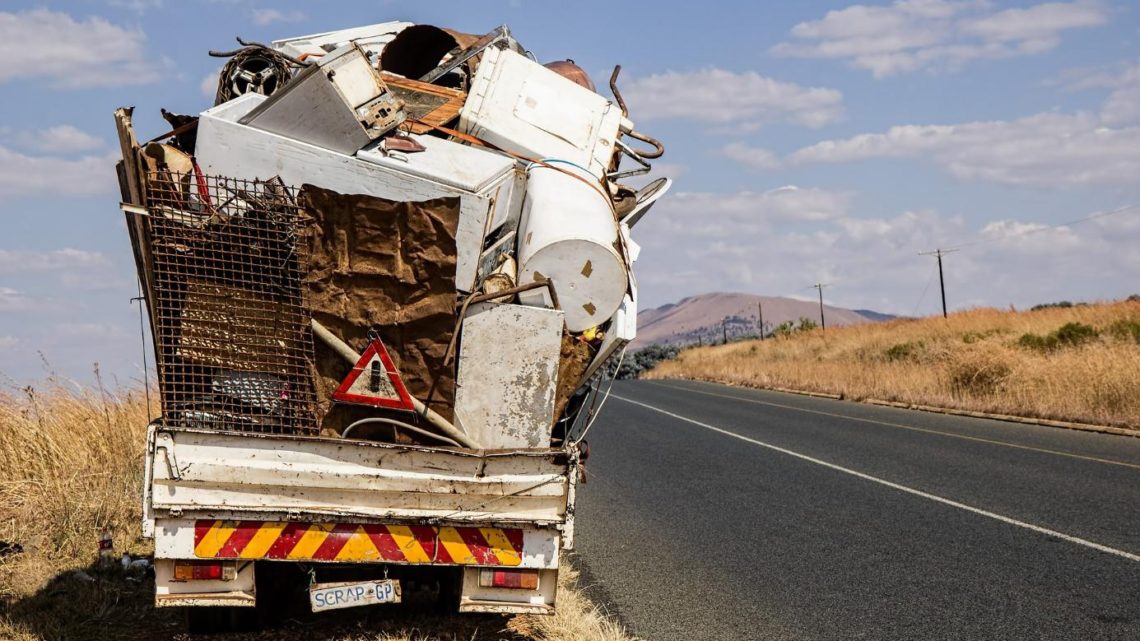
[185,606,257,634]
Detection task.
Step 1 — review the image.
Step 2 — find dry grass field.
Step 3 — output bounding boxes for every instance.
[0,382,635,641]
[647,298,1140,429]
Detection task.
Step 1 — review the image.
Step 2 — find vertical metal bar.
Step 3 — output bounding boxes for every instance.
[937,251,948,318]
[758,300,765,340]
[817,286,826,331]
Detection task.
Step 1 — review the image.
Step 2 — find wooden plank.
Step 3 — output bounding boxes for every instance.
[381,73,466,134]
[115,107,160,347]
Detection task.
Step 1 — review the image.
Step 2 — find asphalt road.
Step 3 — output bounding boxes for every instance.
[574,380,1140,641]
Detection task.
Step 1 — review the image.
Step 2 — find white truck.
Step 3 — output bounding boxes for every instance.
[115,20,666,632]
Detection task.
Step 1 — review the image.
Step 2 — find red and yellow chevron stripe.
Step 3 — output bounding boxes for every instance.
[193,520,523,566]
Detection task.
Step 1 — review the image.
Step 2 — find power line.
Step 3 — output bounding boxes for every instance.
[943,203,1140,252]
[911,260,938,317]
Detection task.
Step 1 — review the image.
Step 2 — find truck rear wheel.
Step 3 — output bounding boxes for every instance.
[185,606,257,635]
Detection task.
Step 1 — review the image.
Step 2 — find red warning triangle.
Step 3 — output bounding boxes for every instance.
[332,339,416,411]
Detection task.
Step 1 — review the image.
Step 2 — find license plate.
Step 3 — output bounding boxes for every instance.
[309,579,402,612]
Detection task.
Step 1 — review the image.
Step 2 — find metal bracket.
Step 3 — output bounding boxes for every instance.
[607,138,652,180]
[154,432,181,480]
[419,25,511,84]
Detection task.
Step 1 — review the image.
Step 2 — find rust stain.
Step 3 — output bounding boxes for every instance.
[580,260,593,278]
[582,302,596,316]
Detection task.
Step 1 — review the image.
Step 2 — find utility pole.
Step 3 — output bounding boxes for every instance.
[757,300,765,340]
[919,249,958,318]
[812,283,829,331]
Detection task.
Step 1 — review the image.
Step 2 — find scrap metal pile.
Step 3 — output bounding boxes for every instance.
[115,21,670,450]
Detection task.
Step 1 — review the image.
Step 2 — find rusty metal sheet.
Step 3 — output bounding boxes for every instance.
[455,304,564,449]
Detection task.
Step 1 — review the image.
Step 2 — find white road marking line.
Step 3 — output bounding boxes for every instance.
[647,381,1140,471]
[613,394,1140,563]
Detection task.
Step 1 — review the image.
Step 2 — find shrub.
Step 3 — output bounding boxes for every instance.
[770,321,795,338]
[948,353,1011,397]
[884,341,924,362]
[1031,301,1073,311]
[961,329,1000,344]
[1018,333,1057,352]
[1053,322,1098,346]
[1108,319,1140,344]
[614,344,680,379]
[1017,322,1098,352]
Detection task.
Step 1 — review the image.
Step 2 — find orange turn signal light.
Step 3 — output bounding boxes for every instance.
[173,560,236,582]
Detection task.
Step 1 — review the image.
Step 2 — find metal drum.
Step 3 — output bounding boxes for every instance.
[517,163,629,332]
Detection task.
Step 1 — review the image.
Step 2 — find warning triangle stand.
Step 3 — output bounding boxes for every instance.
[332,339,416,411]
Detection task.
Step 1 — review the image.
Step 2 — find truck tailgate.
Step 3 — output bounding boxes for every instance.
[147,427,572,525]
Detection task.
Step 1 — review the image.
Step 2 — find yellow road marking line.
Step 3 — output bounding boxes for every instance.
[647,381,1140,470]
[481,527,522,566]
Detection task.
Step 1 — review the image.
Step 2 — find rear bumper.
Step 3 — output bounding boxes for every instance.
[153,518,561,613]
[156,518,559,568]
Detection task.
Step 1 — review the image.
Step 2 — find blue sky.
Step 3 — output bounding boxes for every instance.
[1,0,1139,383]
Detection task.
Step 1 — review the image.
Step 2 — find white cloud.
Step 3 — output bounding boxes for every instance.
[201,69,221,100]
[8,125,102,153]
[624,162,687,189]
[647,187,853,242]
[0,145,115,197]
[782,48,1140,187]
[0,287,34,312]
[622,68,843,129]
[773,1,1108,78]
[633,191,1139,315]
[722,143,781,170]
[1057,59,1140,126]
[252,9,306,26]
[959,1,1106,44]
[0,9,163,88]
[0,249,111,274]
[787,111,1140,187]
[107,0,163,13]
[51,323,129,339]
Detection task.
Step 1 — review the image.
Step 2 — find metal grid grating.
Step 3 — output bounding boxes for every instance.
[139,172,318,435]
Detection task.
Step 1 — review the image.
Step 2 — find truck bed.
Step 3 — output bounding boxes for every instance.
[146,425,575,525]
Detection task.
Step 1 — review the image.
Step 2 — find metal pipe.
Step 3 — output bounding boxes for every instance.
[342,417,461,447]
[425,277,560,406]
[609,65,628,117]
[608,65,665,159]
[467,278,560,309]
[623,129,665,159]
[310,319,481,449]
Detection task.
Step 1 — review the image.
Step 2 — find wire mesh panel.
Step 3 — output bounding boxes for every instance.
[138,172,318,435]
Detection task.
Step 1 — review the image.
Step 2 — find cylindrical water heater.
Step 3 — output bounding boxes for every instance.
[516,163,629,332]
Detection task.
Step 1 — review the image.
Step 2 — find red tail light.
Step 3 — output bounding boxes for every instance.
[173,560,236,581]
[479,569,540,590]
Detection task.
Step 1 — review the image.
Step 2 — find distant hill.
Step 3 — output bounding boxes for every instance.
[632,292,890,349]
[852,309,899,322]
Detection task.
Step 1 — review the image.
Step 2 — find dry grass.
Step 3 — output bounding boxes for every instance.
[0,382,638,641]
[647,299,1140,429]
